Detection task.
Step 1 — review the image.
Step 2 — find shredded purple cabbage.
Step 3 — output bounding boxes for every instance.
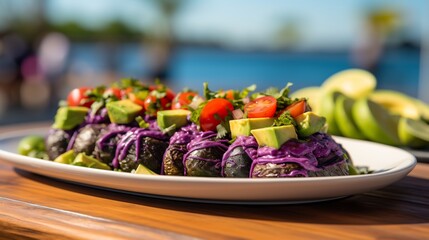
[221,135,258,176]
[182,131,229,176]
[251,133,346,177]
[169,124,199,145]
[85,108,109,124]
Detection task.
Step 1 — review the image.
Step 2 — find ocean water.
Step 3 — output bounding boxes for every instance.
[69,44,421,97]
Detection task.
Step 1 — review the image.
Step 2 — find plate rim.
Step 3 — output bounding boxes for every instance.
[0,127,417,203]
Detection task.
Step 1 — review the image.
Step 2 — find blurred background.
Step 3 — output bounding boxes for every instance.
[0,0,428,125]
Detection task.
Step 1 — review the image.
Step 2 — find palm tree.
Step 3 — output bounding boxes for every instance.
[146,0,186,82]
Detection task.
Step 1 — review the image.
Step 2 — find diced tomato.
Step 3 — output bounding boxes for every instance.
[67,87,94,108]
[243,96,277,118]
[172,92,198,110]
[104,87,122,100]
[149,85,175,101]
[225,90,234,100]
[200,98,234,131]
[166,89,176,101]
[128,92,148,108]
[143,93,171,116]
[284,100,307,118]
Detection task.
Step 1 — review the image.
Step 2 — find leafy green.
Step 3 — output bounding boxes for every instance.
[216,124,228,139]
[238,84,257,99]
[214,111,233,138]
[203,82,217,100]
[232,84,257,109]
[112,78,147,91]
[162,123,177,136]
[85,86,117,115]
[273,111,296,127]
[135,116,149,129]
[251,83,295,111]
[189,102,207,126]
[270,83,294,110]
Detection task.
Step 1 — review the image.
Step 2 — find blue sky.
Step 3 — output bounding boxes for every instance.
[6,0,428,49]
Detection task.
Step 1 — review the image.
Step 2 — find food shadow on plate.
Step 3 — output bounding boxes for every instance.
[14,168,429,225]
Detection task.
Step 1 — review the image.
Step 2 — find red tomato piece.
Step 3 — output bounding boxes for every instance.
[200,98,234,131]
[149,85,175,101]
[104,87,122,99]
[143,94,171,116]
[67,87,94,108]
[285,100,306,118]
[128,92,147,108]
[223,90,235,100]
[165,89,176,101]
[172,92,198,110]
[244,96,277,118]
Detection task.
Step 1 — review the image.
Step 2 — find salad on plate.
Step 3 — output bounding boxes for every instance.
[18,78,366,178]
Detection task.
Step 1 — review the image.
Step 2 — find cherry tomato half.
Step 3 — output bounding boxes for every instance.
[244,96,277,118]
[284,100,306,118]
[67,87,94,108]
[200,98,234,131]
[172,92,198,110]
[104,87,122,100]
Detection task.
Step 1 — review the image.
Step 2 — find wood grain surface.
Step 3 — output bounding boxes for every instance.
[0,123,428,240]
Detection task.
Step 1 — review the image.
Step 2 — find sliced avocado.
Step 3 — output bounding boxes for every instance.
[319,91,342,135]
[251,125,297,149]
[230,117,275,138]
[53,106,89,130]
[134,164,157,175]
[54,150,76,164]
[295,112,326,137]
[352,98,401,145]
[334,94,366,139]
[106,99,143,124]
[157,109,190,130]
[370,90,420,119]
[398,117,429,148]
[72,153,111,170]
[415,100,429,122]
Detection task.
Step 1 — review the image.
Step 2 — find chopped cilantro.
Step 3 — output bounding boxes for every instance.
[273,111,296,127]
[135,116,149,129]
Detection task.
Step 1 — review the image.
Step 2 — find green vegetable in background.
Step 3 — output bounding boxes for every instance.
[18,135,48,159]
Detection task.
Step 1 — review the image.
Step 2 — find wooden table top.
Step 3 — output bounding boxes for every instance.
[0,123,428,240]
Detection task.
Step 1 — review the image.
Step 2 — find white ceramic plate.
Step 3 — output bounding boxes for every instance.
[0,127,416,204]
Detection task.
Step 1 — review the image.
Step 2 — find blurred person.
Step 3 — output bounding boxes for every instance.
[0,32,34,109]
[38,32,70,104]
[351,8,402,74]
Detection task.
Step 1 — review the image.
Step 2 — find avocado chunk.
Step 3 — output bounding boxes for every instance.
[295,112,327,137]
[251,125,297,149]
[54,150,76,164]
[53,106,89,130]
[72,153,111,170]
[134,164,158,175]
[106,99,143,124]
[157,109,191,130]
[230,118,275,138]
[18,135,46,156]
